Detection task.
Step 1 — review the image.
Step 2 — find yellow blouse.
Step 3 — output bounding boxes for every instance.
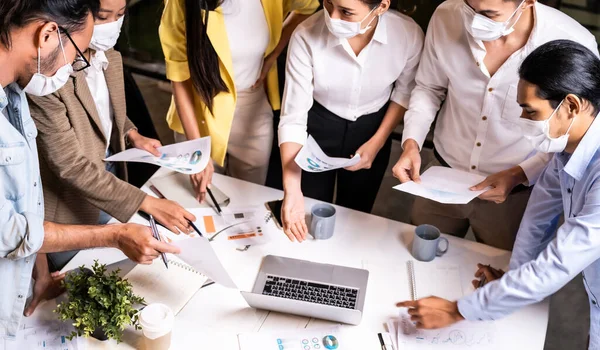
[159,0,319,165]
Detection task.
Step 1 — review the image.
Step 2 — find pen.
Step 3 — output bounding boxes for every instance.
[188,220,204,237]
[478,264,490,288]
[206,187,223,216]
[149,215,169,269]
[149,185,204,237]
[378,333,387,350]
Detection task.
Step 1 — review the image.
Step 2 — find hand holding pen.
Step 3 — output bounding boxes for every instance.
[149,185,205,237]
[472,263,505,288]
[149,215,169,269]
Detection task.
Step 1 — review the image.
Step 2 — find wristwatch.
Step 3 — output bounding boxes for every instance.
[124,127,138,147]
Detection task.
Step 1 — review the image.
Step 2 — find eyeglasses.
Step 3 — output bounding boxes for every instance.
[59,27,91,72]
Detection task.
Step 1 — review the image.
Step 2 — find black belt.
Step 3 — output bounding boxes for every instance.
[433,148,530,195]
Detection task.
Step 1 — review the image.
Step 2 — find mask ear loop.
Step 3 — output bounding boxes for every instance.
[37,47,41,74]
[503,0,527,29]
[564,101,577,135]
[360,6,380,33]
[56,27,68,65]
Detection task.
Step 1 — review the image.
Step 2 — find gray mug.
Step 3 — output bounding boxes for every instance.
[310,203,336,240]
[412,224,449,262]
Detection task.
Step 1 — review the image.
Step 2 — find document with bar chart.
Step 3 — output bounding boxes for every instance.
[188,206,275,246]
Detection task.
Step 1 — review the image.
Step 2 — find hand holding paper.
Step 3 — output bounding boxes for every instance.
[394,166,488,204]
[105,137,211,174]
[294,135,360,172]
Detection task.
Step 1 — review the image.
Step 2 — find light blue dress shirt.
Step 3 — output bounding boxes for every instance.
[0,84,44,338]
[458,114,600,349]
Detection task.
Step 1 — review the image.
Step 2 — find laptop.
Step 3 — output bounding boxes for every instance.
[241,255,369,325]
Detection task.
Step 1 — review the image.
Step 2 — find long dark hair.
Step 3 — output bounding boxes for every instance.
[0,0,99,49]
[184,0,228,113]
[519,40,600,114]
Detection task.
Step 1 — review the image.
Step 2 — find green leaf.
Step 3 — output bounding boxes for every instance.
[55,261,144,342]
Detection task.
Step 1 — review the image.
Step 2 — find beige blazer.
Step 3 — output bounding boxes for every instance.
[28,49,146,225]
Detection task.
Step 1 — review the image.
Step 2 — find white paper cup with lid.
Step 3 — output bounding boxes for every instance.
[139,303,174,350]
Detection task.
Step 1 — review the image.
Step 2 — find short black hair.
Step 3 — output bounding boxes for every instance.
[519,40,600,114]
[0,0,100,49]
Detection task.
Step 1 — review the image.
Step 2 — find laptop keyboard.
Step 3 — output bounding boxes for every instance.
[262,274,358,309]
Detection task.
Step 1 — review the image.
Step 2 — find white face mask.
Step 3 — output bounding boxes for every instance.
[518,100,576,153]
[89,16,124,52]
[461,0,525,41]
[323,6,378,39]
[24,28,74,97]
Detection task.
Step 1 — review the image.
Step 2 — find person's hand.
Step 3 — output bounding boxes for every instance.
[251,51,278,89]
[344,139,384,172]
[396,296,464,329]
[392,139,422,183]
[115,223,181,264]
[140,196,197,234]
[471,263,505,289]
[127,129,162,157]
[25,255,66,317]
[471,166,527,203]
[190,161,214,202]
[282,188,308,242]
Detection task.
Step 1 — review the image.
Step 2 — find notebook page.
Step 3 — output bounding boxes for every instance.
[124,258,207,314]
[412,261,463,301]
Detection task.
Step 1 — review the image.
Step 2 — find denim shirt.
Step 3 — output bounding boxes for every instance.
[458,115,600,349]
[0,84,44,338]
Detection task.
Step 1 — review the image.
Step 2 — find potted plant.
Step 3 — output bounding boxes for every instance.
[55,260,145,343]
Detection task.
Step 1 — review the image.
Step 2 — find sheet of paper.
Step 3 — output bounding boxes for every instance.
[238,327,383,350]
[2,320,83,350]
[151,172,230,208]
[294,135,360,172]
[393,166,488,204]
[189,206,274,246]
[412,261,464,301]
[174,237,237,288]
[396,310,497,350]
[105,137,211,174]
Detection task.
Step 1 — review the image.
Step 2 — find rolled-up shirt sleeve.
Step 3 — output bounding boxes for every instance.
[401,13,449,150]
[389,24,424,109]
[278,28,314,146]
[0,196,44,260]
[519,151,553,186]
[458,176,600,321]
[159,0,191,83]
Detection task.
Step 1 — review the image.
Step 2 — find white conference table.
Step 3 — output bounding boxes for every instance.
[32,169,549,349]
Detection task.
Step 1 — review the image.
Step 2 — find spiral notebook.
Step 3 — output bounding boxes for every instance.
[406,261,463,301]
[124,257,208,314]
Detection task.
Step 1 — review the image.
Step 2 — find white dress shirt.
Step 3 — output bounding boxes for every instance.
[84,51,114,149]
[279,10,424,145]
[221,0,269,91]
[402,0,598,182]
